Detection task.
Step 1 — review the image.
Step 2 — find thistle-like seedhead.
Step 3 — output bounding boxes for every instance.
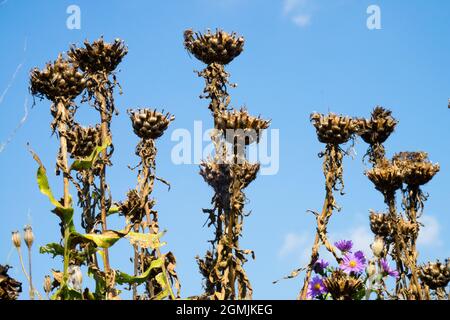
[118,189,150,224]
[366,159,404,194]
[128,108,174,140]
[184,29,244,65]
[322,270,364,300]
[419,259,450,290]
[30,54,85,102]
[358,106,397,145]
[68,37,128,74]
[369,211,392,238]
[66,124,102,158]
[310,112,359,145]
[200,159,260,193]
[392,151,440,187]
[214,108,270,145]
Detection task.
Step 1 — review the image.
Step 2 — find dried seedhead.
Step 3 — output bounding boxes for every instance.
[200,160,260,193]
[397,217,419,241]
[66,124,102,158]
[419,259,450,290]
[200,161,232,195]
[310,113,359,145]
[118,189,150,224]
[128,109,174,140]
[232,161,260,189]
[369,211,392,238]
[30,54,85,102]
[214,108,270,145]
[392,152,440,187]
[184,29,244,65]
[68,38,128,74]
[0,265,22,300]
[366,159,404,194]
[358,107,397,145]
[322,271,364,300]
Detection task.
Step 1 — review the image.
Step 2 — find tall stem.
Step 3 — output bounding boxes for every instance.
[95,87,111,274]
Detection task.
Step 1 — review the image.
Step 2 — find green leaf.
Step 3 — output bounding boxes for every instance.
[40,243,64,258]
[107,206,120,216]
[70,138,111,171]
[127,231,166,249]
[29,148,74,225]
[115,257,164,285]
[79,230,124,249]
[153,272,170,300]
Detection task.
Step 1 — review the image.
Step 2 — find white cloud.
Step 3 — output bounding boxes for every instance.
[279,232,308,257]
[292,14,311,27]
[282,0,314,27]
[283,0,303,15]
[418,215,442,247]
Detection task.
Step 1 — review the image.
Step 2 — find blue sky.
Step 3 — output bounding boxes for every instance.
[0,0,449,299]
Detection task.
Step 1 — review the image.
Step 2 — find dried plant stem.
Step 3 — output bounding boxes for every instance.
[15,247,31,296]
[55,101,72,292]
[95,89,111,275]
[27,247,34,300]
[132,224,139,300]
[299,144,342,300]
[385,194,407,296]
[142,163,176,300]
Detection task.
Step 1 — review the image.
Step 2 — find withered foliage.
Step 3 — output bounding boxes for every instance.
[122,108,180,300]
[27,38,179,301]
[185,28,269,300]
[0,265,22,300]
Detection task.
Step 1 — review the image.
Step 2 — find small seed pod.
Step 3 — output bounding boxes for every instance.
[392,151,440,187]
[366,260,377,277]
[419,259,450,290]
[43,275,52,295]
[371,236,385,258]
[11,231,21,249]
[68,37,128,74]
[23,225,34,249]
[310,112,359,145]
[184,29,244,65]
[128,108,174,140]
[358,107,398,145]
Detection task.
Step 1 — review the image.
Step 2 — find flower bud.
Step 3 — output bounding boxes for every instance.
[366,260,377,277]
[43,275,52,295]
[23,225,34,249]
[11,231,21,249]
[371,236,384,258]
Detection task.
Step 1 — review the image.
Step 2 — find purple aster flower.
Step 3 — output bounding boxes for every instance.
[313,259,329,274]
[335,240,353,253]
[354,250,366,265]
[340,252,366,274]
[380,258,399,278]
[307,276,327,299]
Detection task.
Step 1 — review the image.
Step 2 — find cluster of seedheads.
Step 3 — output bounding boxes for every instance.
[1,28,448,301]
[19,36,180,301]
[185,28,270,300]
[295,106,448,300]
